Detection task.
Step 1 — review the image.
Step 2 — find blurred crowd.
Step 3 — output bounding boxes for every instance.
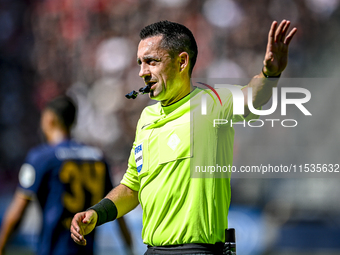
[1,1,340,252]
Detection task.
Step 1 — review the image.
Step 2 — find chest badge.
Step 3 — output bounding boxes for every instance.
[167,134,180,151]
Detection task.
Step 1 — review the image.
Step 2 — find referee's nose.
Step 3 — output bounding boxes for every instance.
[139,62,151,78]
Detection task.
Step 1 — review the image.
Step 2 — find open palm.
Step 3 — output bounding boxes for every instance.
[263,20,297,76]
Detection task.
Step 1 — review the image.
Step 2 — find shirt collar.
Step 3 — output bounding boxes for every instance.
[161,87,199,115]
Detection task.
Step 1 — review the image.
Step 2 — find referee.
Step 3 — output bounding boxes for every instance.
[71,20,297,254]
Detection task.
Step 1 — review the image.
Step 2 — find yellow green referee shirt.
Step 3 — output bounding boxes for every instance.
[121,86,258,246]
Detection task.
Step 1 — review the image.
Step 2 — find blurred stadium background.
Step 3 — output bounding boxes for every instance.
[1,0,340,254]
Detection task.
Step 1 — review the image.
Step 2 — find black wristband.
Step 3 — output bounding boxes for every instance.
[262,67,281,79]
[88,198,118,226]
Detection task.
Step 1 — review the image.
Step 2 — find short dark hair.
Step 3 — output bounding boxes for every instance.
[45,96,77,130]
[140,20,198,75]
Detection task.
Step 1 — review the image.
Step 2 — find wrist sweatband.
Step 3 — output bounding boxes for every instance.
[88,198,118,226]
[262,67,281,79]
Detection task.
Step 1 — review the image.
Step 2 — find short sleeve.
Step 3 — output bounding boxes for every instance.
[213,86,260,122]
[120,114,146,192]
[231,86,261,122]
[216,88,234,121]
[231,109,261,122]
[120,144,140,192]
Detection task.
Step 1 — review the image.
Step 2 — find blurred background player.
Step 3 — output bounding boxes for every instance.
[0,96,133,255]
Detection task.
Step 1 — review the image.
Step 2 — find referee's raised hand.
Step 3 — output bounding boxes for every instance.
[262,20,297,77]
[70,210,98,246]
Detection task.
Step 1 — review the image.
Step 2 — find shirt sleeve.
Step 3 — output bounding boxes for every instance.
[215,86,260,122]
[18,149,48,198]
[232,85,261,122]
[120,115,144,192]
[120,143,140,192]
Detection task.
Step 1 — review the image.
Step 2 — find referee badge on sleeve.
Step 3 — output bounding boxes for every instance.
[135,143,143,173]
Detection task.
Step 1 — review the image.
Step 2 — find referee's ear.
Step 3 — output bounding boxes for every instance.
[178,52,189,74]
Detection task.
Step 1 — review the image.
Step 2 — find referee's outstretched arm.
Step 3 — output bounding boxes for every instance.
[70,184,139,246]
[243,20,297,117]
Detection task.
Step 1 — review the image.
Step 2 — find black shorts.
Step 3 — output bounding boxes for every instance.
[144,243,225,255]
